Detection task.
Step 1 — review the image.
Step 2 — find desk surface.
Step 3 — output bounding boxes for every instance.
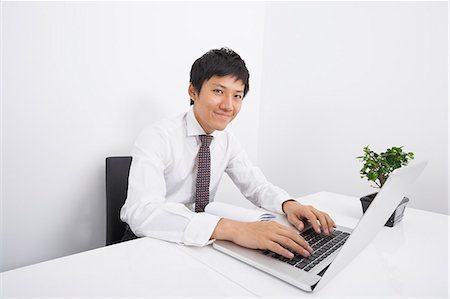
[1,235,255,298]
[2,192,449,298]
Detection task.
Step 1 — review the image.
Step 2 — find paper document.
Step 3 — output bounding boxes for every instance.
[205,202,276,222]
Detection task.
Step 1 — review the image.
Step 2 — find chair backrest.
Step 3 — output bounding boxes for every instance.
[105,156,132,245]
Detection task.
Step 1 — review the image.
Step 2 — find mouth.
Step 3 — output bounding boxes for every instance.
[214,112,232,121]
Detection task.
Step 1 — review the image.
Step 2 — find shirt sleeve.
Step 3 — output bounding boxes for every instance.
[225,135,292,215]
[120,125,222,246]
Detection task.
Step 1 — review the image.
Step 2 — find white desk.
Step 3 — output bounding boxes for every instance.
[2,192,449,298]
[1,235,256,298]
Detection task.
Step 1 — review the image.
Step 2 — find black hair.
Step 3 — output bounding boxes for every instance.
[189,47,250,105]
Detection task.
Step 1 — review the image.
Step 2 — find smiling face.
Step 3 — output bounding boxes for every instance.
[189,75,244,134]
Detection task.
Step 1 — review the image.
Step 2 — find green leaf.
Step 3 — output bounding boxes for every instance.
[358,145,415,185]
[368,171,378,181]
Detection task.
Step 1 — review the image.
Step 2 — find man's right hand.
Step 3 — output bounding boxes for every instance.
[211,218,313,259]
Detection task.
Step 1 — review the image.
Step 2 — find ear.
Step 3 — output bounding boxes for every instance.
[188,84,198,102]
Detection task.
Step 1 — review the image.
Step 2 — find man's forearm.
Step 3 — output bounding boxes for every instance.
[212,201,298,242]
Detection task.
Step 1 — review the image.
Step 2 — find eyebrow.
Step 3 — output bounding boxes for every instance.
[211,83,244,93]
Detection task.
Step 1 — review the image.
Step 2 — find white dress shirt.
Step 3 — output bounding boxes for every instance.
[120,107,292,246]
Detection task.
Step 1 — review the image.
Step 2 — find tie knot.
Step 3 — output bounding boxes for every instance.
[199,135,213,148]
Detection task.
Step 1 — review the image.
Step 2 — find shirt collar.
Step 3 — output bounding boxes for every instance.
[186,107,218,137]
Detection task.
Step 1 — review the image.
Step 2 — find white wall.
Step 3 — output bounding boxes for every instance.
[258,2,448,215]
[1,1,265,272]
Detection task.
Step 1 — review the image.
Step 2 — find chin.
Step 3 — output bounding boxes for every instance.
[211,120,230,131]
[213,126,227,131]
[214,124,228,131]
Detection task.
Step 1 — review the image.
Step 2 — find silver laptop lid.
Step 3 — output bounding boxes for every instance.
[314,160,427,291]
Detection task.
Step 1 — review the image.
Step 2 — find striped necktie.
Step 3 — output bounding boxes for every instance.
[195,135,213,212]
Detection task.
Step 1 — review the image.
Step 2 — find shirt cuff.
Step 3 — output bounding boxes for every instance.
[183,212,223,246]
[274,194,294,215]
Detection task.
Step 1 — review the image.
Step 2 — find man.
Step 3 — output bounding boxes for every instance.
[120,47,335,259]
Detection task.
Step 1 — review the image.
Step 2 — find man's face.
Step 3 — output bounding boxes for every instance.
[189,75,244,134]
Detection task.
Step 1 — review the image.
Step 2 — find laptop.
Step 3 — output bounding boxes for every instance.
[213,160,427,292]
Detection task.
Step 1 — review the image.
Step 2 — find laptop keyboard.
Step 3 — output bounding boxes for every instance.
[261,228,350,272]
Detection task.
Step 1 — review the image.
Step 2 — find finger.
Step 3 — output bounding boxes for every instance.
[266,241,294,259]
[324,213,336,232]
[276,226,313,254]
[303,211,322,234]
[288,214,304,231]
[314,210,336,235]
[269,222,314,254]
[312,209,330,235]
[298,220,305,231]
[272,236,311,258]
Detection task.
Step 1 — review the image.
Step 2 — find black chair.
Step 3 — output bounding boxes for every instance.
[105,156,133,245]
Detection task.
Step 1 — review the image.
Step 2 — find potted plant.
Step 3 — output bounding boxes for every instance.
[356,145,414,227]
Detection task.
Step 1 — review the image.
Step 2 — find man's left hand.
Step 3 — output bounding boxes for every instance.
[282,200,336,235]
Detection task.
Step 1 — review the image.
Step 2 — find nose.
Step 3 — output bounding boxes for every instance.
[219,94,233,111]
